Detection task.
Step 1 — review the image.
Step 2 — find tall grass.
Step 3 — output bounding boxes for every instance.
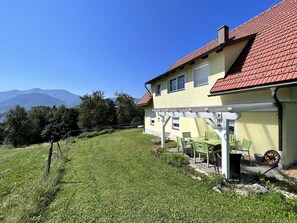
[0,143,67,222]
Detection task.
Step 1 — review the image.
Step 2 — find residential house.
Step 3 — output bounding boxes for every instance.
[137,0,297,178]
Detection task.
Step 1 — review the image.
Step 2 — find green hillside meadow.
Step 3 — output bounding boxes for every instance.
[0,129,296,222]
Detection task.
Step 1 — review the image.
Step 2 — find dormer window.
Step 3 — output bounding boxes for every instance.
[168,75,185,93]
[193,61,210,87]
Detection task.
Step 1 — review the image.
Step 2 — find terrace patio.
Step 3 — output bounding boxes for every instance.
[168,146,297,183]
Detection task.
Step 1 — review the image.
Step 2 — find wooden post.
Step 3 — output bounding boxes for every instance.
[45,141,54,175]
[57,142,62,156]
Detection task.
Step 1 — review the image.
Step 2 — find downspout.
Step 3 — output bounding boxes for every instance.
[145,83,152,96]
[144,83,152,133]
[271,87,283,152]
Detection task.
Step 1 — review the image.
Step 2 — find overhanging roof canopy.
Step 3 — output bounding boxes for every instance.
[153,102,276,119]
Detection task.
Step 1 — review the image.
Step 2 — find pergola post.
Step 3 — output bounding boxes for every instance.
[160,116,170,148]
[217,119,230,179]
[155,104,275,178]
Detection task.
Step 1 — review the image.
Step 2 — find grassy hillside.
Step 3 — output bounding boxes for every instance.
[0,144,65,222]
[1,129,297,222]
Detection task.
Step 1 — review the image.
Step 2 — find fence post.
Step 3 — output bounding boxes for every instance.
[45,141,54,175]
[57,142,62,156]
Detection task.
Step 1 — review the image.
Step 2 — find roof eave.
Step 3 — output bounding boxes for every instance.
[145,33,257,85]
[209,79,297,96]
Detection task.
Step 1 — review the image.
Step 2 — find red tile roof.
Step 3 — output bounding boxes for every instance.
[136,92,152,106]
[210,0,297,94]
[147,1,297,94]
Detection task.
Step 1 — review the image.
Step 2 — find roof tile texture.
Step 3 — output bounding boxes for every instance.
[136,92,152,106]
[210,0,297,93]
[167,1,297,94]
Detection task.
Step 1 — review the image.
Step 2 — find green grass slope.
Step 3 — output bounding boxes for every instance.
[42,129,296,223]
[1,129,296,222]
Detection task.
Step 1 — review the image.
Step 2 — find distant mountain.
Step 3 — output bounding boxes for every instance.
[0,93,65,111]
[0,88,81,113]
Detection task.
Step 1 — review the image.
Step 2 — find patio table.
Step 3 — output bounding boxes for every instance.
[190,137,221,146]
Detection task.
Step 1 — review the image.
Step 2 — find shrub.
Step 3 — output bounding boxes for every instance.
[208,173,228,188]
[78,129,114,139]
[159,152,189,168]
[151,145,164,156]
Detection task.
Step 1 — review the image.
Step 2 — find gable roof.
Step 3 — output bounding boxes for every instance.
[136,92,152,106]
[146,1,297,95]
[210,0,297,94]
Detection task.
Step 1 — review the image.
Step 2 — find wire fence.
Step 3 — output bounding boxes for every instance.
[0,125,142,222]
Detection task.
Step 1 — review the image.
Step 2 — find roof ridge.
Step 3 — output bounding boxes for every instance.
[229,0,284,34]
[168,40,216,70]
[168,1,284,71]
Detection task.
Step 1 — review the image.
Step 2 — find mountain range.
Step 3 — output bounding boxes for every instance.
[0,88,81,113]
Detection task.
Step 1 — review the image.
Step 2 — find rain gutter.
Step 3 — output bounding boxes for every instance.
[271,87,283,152]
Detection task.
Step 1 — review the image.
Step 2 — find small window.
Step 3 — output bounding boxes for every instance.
[172,117,180,130]
[229,120,235,134]
[169,79,177,92]
[193,62,210,87]
[150,117,155,126]
[169,75,185,93]
[156,84,161,96]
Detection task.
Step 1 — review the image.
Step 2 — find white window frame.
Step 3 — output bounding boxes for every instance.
[168,74,185,93]
[193,61,210,87]
[156,84,161,96]
[172,117,180,130]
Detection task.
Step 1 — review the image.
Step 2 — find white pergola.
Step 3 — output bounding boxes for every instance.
[154,102,276,179]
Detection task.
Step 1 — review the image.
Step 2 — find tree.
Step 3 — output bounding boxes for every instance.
[115,92,143,125]
[4,105,32,147]
[78,91,112,130]
[42,105,79,141]
[28,106,52,144]
[105,98,117,126]
[0,123,5,144]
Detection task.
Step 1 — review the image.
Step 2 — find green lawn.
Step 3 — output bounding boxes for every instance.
[1,129,297,222]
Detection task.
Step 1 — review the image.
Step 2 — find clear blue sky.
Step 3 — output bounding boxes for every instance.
[0,0,281,98]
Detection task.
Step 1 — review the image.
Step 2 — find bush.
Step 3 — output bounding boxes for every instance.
[151,145,165,156]
[159,152,189,168]
[78,129,114,139]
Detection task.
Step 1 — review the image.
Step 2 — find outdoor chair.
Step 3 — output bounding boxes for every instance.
[182,132,191,139]
[205,131,220,140]
[193,142,216,167]
[232,138,252,166]
[176,136,192,154]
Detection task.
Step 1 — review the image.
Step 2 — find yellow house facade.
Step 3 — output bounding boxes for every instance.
[137,1,297,175]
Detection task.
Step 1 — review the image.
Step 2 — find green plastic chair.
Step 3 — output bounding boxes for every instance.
[205,131,219,140]
[182,132,191,139]
[176,136,192,154]
[193,142,216,167]
[233,138,252,166]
